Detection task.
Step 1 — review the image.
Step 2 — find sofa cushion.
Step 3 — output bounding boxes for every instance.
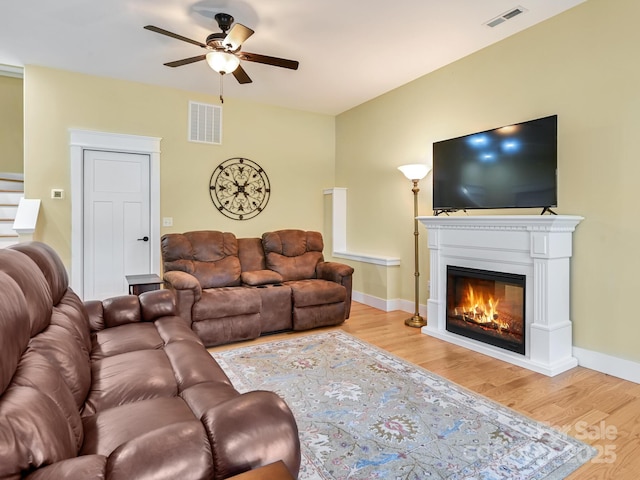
[262,230,324,281]
[23,455,107,479]
[105,420,213,480]
[288,279,347,307]
[29,322,92,409]
[10,242,69,306]
[192,287,261,321]
[191,313,262,348]
[52,294,92,360]
[91,322,165,360]
[237,237,266,271]
[11,350,84,450]
[84,350,178,415]
[162,231,242,288]
[0,248,52,337]
[81,397,198,457]
[0,352,80,477]
[0,273,30,394]
[241,269,283,286]
[180,383,240,420]
[163,340,233,391]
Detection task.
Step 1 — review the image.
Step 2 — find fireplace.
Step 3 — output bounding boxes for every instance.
[446,266,525,355]
[417,215,583,376]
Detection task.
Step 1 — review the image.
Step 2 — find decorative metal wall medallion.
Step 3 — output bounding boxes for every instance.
[209,157,271,220]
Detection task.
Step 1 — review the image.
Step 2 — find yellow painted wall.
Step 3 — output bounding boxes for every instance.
[336,0,640,362]
[0,75,23,173]
[23,66,335,267]
[20,0,640,364]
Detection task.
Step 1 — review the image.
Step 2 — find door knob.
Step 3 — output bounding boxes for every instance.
[137,236,149,242]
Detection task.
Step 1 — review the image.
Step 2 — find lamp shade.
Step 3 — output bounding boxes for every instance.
[206,51,241,74]
[398,164,431,181]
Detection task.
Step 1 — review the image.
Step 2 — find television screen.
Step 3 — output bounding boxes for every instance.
[432,115,557,213]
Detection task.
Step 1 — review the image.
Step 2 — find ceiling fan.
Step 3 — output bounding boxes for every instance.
[144,13,299,87]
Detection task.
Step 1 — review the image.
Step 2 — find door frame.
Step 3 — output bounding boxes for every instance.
[70,129,161,299]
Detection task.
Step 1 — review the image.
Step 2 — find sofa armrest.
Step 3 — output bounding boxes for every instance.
[163,271,202,295]
[84,290,176,332]
[163,271,202,323]
[316,261,354,283]
[316,261,354,319]
[201,390,301,479]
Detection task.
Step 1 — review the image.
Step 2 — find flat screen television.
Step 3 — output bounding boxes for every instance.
[432,115,557,214]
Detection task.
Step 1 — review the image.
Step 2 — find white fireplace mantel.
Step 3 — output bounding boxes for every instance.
[417,215,583,376]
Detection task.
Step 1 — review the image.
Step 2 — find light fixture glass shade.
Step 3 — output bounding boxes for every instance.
[206,51,241,74]
[398,164,431,181]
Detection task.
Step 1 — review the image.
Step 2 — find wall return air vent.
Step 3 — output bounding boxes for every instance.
[485,6,527,28]
[189,101,222,145]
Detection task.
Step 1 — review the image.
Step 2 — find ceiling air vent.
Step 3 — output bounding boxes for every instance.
[485,6,528,28]
[189,101,222,145]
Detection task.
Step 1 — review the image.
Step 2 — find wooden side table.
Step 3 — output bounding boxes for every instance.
[125,274,163,296]
[228,461,295,480]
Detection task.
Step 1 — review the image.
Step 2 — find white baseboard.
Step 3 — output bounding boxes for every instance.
[351,291,427,316]
[573,347,640,384]
[353,290,639,384]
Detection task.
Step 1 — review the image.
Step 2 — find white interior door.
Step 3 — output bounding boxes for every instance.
[83,150,151,300]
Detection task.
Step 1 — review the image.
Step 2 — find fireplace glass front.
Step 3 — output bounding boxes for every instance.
[446,266,525,355]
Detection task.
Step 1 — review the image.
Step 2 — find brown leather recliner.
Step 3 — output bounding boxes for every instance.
[161,229,354,347]
[0,242,300,480]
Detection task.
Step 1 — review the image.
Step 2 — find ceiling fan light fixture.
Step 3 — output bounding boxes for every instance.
[206,51,240,74]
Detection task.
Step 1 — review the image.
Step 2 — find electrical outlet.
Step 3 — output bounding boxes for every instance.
[162,217,173,227]
[51,189,64,200]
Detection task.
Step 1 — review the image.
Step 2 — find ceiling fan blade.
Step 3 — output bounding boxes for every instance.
[164,54,207,68]
[238,52,299,70]
[224,23,254,51]
[144,25,207,49]
[232,65,252,84]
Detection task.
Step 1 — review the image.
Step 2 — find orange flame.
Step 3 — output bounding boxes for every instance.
[456,285,509,331]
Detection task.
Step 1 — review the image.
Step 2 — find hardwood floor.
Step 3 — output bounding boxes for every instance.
[211,302,640,479]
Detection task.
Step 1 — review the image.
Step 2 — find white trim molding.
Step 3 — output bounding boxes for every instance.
[419,215,583,376]
[353,290,427,316]
[324,187,400,266]
[573,347,640,384]
[69,129,162,298]
[333,251,400,267]
[0,64,23,78]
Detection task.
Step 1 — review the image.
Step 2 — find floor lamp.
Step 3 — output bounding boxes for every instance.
[397,164,431,328]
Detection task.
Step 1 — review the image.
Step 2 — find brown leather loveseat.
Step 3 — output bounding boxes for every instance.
[161,229,355,347]
[0,242,300,479]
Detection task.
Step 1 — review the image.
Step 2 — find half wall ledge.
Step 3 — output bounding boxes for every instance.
[333,251,400,267]
[324,187,400,266]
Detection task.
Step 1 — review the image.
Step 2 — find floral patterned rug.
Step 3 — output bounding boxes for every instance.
[211,331,595,479]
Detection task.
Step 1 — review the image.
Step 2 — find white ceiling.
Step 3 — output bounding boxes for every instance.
[0,0,585,115]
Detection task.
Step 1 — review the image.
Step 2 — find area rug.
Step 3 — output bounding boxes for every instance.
[211,331,595,479]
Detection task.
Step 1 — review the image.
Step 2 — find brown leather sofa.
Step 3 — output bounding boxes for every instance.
[161,229,354,347]
[0,242,300,480]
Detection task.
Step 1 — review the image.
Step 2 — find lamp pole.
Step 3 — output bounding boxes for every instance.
[407,179,426,327]
[397,163,430,328]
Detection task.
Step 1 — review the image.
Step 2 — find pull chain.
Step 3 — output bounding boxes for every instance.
[219,74,224,104]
